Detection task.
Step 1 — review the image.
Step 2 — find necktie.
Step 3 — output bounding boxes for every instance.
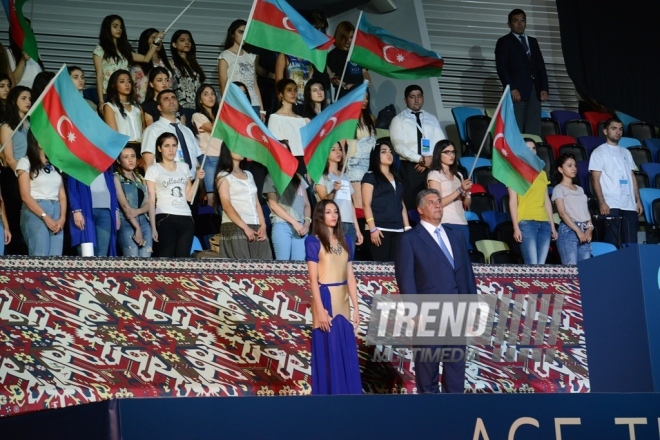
[434,227,454,269]
[170,122,193,171]
[519,35,531,60]
[413,111,423,155]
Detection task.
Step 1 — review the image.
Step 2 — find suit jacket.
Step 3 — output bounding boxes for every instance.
[394,224,477,296]
[495,32,549,102]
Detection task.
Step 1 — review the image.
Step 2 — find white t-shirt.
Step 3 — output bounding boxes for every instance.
[317,172,354,223]
[15,157,62,200]
[105,103,143,142]
[218,50,261,108]
[141,118,202,179]
[144,162,192,216]
[217,170,260,225]
[7,51,42,88]
[588,144,637,211]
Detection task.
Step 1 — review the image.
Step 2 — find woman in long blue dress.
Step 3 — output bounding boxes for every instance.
[305,199,361,394]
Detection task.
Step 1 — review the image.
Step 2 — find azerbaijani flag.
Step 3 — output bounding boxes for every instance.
[492,87,545,195]
[301,82,368,184]
[244,0,333,71]
[1,0,39,60]
[350,15,443,79]
[29,66,129,185]
[212,83,298,194]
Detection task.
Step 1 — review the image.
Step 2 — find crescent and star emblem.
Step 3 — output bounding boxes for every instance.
[383,45,406,64]
[282,17,295,31]
[246,122,268,145]
[493,133,507,156]
[56,115,76,143]
[319,117,337,138]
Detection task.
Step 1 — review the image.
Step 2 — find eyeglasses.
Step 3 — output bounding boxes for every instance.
[442,150,456,155]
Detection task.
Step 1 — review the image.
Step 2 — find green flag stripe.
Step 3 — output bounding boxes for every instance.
[492,148,531,196]
[306,120,359,184]
[246,21,326,70]
[352,47,442,79]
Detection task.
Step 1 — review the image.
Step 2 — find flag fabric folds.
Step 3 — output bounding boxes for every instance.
[29,66,129,185]
[212,83,298,194]
[491,88,545,195]
[244,0,333,71]
[1,0,39,60]
[301,82,368,184]
[350,15,443,79]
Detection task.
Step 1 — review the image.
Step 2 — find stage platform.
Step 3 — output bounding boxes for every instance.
[0,257,588,419]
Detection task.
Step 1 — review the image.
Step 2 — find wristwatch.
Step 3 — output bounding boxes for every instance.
[40,212,47,218]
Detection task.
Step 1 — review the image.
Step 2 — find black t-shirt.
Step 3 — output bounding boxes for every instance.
[361,171,404,229]
[327,48,364,99]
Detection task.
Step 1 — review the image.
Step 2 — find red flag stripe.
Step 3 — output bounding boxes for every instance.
[303,100,364,163]
[220,103,298,176]
[494,114,539,183]
[252,0,294,34]
[43,87,115,172]
[355,29,444,70]
[7,1,25,45]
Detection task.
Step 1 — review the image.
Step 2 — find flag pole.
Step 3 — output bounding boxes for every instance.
[0,64,67,156]
[189,0,257,202]
[160,0,197,38]
[467,85,509,180]
[333,12,362,103]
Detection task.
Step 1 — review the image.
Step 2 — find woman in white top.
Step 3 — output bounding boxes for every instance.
[268,79,309,172]
[218,19,265,121]
[214,144,272,259]
[145,132,204,258]
[16,132,66,256]
[6,26,43,88]
[103,69,144,142]
[192,84,222,207]
[427,140,472,249]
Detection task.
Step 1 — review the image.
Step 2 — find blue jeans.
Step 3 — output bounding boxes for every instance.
[118,214,152,257]
[93,208,112,257]
[518,220,551,265]
[271,221,305,260]
[557,222,591,265]
[0,219,4,255]
[202,155,219,193]
[342,222,357,258]
[20,200,63,256]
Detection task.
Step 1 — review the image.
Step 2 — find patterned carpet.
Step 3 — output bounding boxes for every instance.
[0,258,588,417]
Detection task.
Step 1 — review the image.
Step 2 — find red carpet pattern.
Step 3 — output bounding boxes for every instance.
[0,258,588,416]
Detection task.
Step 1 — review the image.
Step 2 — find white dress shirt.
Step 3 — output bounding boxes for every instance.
[420,220,454,259]
[389,108,446,164]
[141,118,202,179]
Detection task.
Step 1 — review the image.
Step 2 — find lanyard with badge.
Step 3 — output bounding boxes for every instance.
[608,146,630,197]
[413,112,431,156]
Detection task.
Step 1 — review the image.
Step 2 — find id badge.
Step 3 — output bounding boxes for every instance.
[620,179,630,196]
[421,138,431,156]
[177,148,185,163]
[334,180,351,201]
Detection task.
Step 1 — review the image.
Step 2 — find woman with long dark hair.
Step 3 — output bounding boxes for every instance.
[305,199,361,394]
[268,79,308,170]
[427,139,472,248]
[93,15,163,108]
[192,84,221,207]
[0,73,11,121]
[170,30,206,125]
[142,66,171,126]
[68,66,97,111]
[346,90,376,210]
[301,79,326,120]
[103,69,144,142]
[213,144,271,259]
[16,131,66,256]
[131,28,172,103]
[361,142,409,261]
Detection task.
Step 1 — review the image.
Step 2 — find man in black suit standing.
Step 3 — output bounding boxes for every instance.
[394,189,477,393]
[495,9,549,136]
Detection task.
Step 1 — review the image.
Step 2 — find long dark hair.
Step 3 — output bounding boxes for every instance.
[276,78,296,109]
[195,84,219,122]
[25,130,50,178]
[357,90,376,136]
[145,66,170,102]
[311,200,348,253]
[154,132,177,163]
[0,73,11,121]
[213,144,246,210]
[5,86,31,129]
[233,81,251,104]
[368,141,400,189]
[136,28,172,75]
[106,69,138,119]
[302,79,326,119]
[430,139,459,178]
[322,142,345,177]
[98,15,134,64]
[224,19,247,49]
[170,30,206,82]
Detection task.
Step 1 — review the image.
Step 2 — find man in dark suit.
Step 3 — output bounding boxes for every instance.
[495,8,549,136]
[394,189,477,393]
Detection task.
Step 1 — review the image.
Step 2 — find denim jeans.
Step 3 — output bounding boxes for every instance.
[271,221,305,260]
[518,220,551,265]
[93,208,112,257]
[0,219,4,255]
[557,222,591,265]
[118,214,152,257]
[20,200,63,256]
[202,155,219,193]
[342,222,357,258]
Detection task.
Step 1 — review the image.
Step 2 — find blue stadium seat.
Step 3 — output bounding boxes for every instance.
[641,163,660,188]
[639,188,660,224]
[451,107,482,152]
[590,242,617,257]
[619,137,642,148]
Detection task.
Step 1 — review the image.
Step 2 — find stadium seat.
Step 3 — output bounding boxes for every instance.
[634,171,650,190]
[583,111,612,137]
[550,110,581,134]
[468,220,491,248]
[577,135,603,158]
[618,137,641,148]
[628,147,653,168]
[629,122,655,144]
[469,249,486,264]
[501,194,510,213]
[558,144,588,162]
[493,221,520,255]
[464,211,480,222]
[641,163,660,188]
[470,183,486,194]
[469,193,497,217]
[489,249,524,264]
[565,120,593,139]
[521,133,542,143]
[451,106,482,153]
[590,241,617,257]
[639,188,660,225]
[615,111,640,134]
[190,236,203,254]
[577,161,590,195]
[546,134,578,158]
[465,115,493,158]
[643,138,660,162]
[481,210,511,232]
[475,239,509,263]
[536,143,555,178]
[472,166,499,187]
[486,183,508,211]
[459,157,491,172]
[540,118,560,141]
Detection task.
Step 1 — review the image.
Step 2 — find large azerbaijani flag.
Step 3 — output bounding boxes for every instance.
[301,82,368,184]
[212,83,298,194]
[29,66,129,185]
[492,87,545,195]
[1,0,39,60]
[244,0,333,71]
[350,15,443,79]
